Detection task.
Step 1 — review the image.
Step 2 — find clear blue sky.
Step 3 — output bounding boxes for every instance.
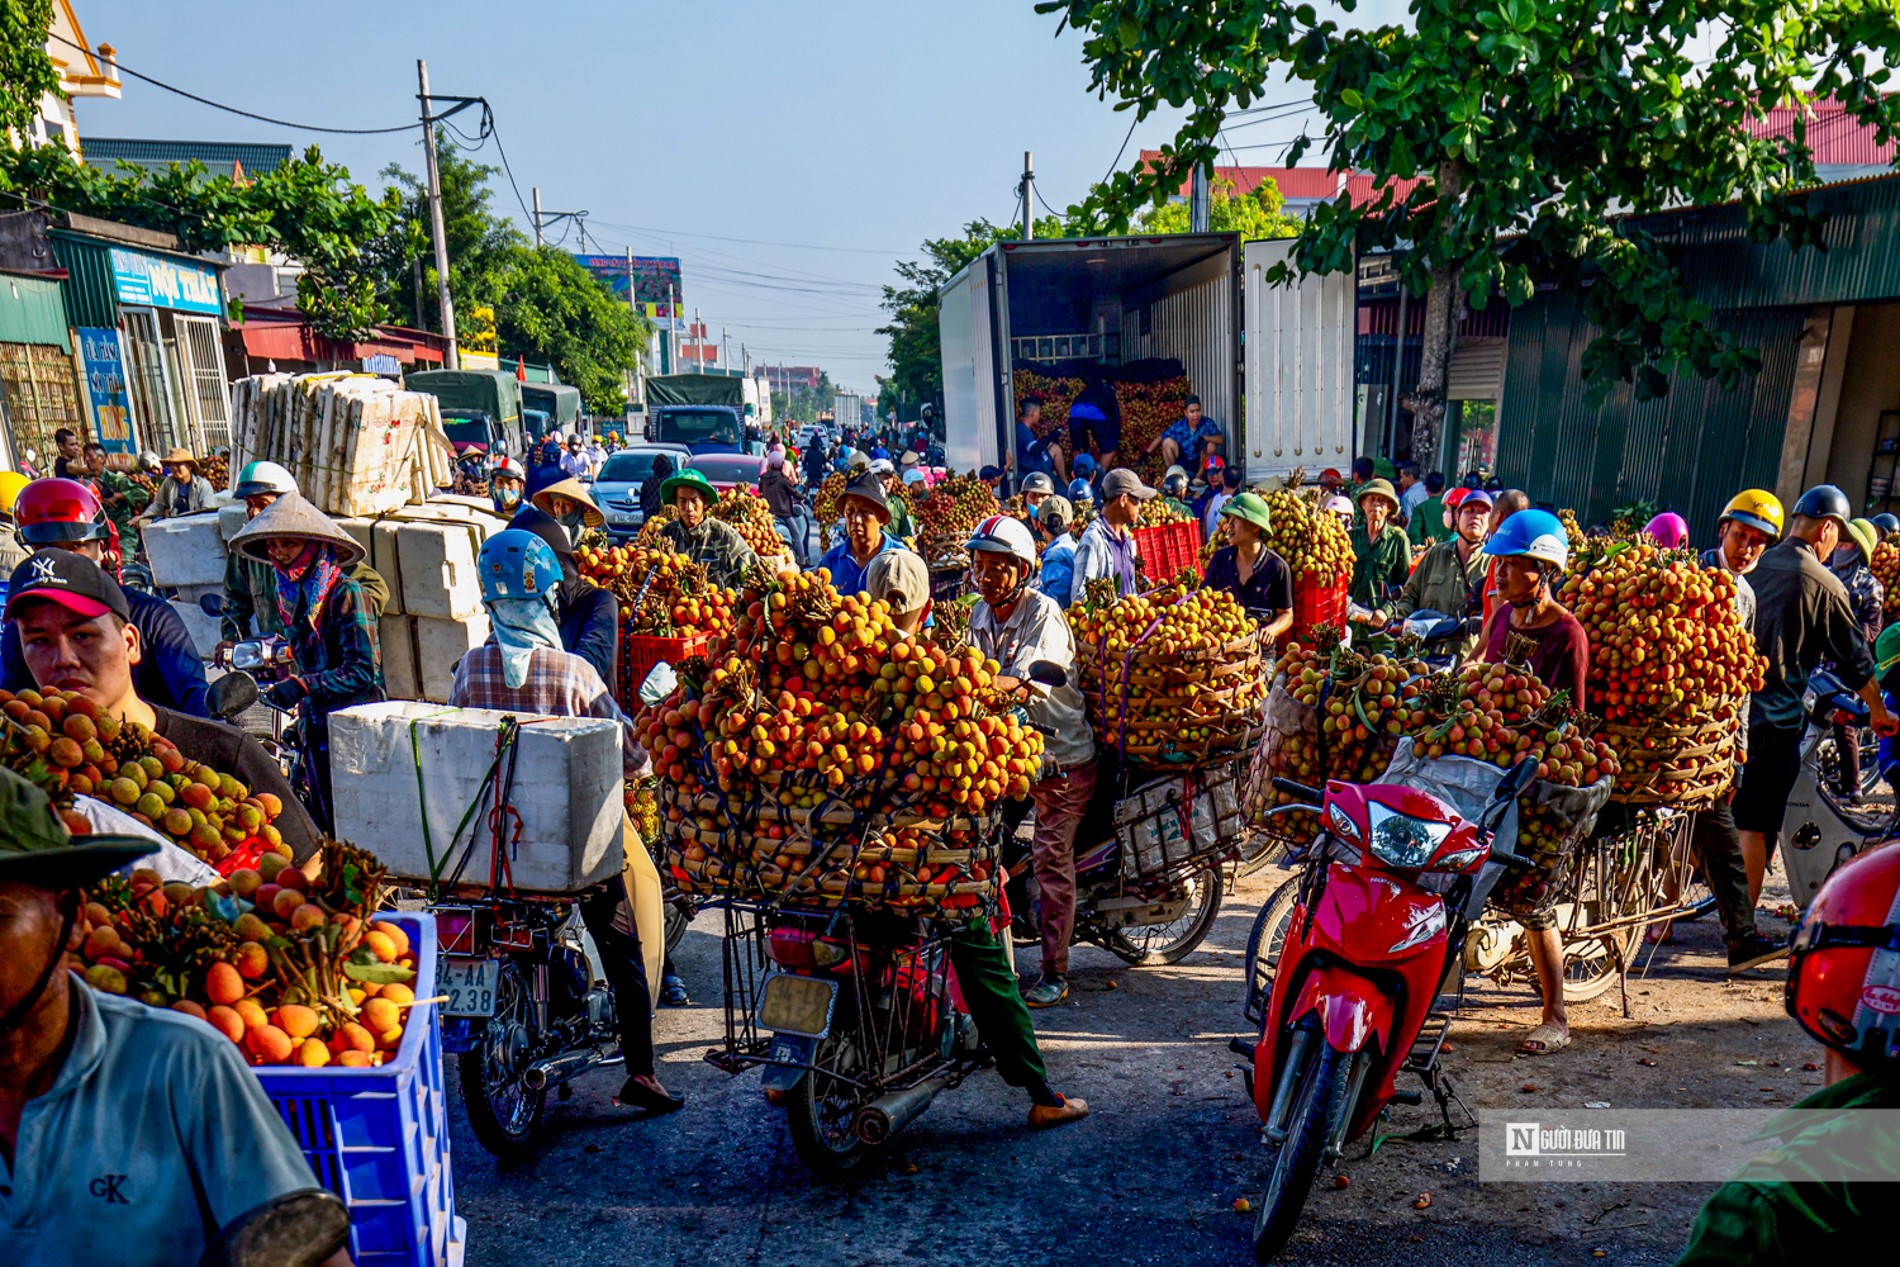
[69,1,1394,394]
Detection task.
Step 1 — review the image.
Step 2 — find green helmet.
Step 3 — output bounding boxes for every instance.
[1220,491,1273,534]
[233,460,297,499]
[1877,622,1900,676]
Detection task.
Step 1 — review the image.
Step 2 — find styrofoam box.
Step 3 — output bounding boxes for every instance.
[217,503,249,542]
[397,521,483,621]
[415,612,488,704]
[142,513,226,588]
[379,614,421,701]
[368,521,407,616]
[330,700,622,892]
[169,597,222,659]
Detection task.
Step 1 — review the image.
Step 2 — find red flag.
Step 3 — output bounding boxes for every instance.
[515,356,527,382]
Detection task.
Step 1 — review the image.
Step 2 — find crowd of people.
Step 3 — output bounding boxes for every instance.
[6,409,1900,1261]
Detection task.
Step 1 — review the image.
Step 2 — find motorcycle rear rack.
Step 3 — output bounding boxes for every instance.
[703,1044,984,1094]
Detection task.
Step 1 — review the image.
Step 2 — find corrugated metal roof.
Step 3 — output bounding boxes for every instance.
[1631,175,1900,309]
[1496,292,1803,530]
[1749,101,1897,167]
[48,229,119,327]
[81,137,293,178]
[0,272,72,350]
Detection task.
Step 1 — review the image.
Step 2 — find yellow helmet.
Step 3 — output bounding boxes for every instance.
[0,470,28,519]
[1719,488,1785,539]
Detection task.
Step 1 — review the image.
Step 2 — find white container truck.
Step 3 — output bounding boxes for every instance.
[936,232,1356,480]
[832,392,864,433]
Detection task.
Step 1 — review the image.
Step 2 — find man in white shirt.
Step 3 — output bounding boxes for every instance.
[964,515,1098,1009]
[1397,460,1430,526]
[559,435,591,480]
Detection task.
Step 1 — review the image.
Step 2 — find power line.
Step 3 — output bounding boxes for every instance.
[44,29,412,135]
[481,109,538,234]
[1033,183,1065,218]
[584,216,905,256]
[1100,113,1140,188]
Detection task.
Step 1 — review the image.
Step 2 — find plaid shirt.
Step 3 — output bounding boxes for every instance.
[282,578,383,719]
[448,642,647,777]
[654,516,758,588]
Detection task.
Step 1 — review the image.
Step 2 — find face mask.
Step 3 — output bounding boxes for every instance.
[493,485,521,512]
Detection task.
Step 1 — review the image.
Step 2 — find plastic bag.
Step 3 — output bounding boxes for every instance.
[1378,738,1612,921]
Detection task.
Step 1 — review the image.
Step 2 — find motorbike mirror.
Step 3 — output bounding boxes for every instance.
[198,1187,350,1267]
[1026,660,1068,689]
[639,661,679,705]
[206,671,259,722]
[198,592,225,616]
[1498,755,1539,802]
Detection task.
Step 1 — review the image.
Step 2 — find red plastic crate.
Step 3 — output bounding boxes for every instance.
[1133,519,1205,585]
[1291,572,1349,642]
[620,630,713,713]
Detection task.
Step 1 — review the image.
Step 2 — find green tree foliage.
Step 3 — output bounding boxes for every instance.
[0,142,400,338]
[1041,0,1900,460]
[878,214,1067,410]
[0,0,58,141]
[1138,175,1301,240]
[376,139,649,413]
[490,247,647,414]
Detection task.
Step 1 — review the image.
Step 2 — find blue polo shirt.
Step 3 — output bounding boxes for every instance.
[4,981,318,1266]
[818,532,905,598]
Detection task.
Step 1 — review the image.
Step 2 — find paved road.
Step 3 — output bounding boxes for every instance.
[448,865,1798,1267]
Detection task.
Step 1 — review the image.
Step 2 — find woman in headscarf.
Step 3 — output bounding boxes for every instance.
[448,529,684,1112]
[227,492,384,831]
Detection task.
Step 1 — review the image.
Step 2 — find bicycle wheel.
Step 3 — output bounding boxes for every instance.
[1557,837,1646,1005]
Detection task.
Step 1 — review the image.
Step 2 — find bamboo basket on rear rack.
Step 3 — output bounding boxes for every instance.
[658,776,1000,917]
[1600,715,1738,809]
[1081,628,1269,771]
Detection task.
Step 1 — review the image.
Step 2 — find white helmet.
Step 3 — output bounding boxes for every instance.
[966,513,1038,568]
[233,460,297,498]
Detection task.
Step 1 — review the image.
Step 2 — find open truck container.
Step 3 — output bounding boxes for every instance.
[938,232,1360,481]
[937,233,1242,475]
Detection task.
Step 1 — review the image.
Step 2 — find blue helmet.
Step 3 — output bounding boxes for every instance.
[1067,477,1095,504]
[479,529,561,603]
[1482,508,1568,570]
[1072,453,1098,477]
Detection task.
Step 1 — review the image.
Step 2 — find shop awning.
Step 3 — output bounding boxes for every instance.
[0,270,74,351]
[235,309,446,366]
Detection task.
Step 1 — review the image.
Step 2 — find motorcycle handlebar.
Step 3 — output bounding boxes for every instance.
[1488,844,1533,870]
[1272,777,1324,804]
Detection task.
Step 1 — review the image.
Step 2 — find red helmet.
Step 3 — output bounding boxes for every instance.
[1787,842,1900,1069]
[15,478,108,546]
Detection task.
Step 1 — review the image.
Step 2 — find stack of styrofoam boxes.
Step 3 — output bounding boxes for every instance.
[337,500,510,705]
[329,701,622,892]
[145,511,230,659]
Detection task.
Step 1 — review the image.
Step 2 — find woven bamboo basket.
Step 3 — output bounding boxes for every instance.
[658,780,1000,915]
[1601,714,1738,808]
[1082,629,1269,770]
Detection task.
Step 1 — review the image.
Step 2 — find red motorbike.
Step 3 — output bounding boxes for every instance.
[1238,761,1534,1261]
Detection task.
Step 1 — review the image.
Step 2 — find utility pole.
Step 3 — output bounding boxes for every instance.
[410,257,424,330]
[1190,161,1211,233]
[722,327,731,372]
[1021,151,1035,240]
[417,59,459,368]
[532,187,544,247]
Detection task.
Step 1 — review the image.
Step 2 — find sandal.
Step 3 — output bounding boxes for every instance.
[616,1074,686,1114]
[1518,1022,1571,1055]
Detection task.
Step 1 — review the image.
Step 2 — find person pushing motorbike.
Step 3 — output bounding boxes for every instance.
[964,514,1097,1008]
[447,529,682,1114]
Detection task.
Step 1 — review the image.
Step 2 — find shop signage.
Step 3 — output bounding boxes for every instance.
[76,326,135,453]
[109,247,223,316]
[361,354,402,375]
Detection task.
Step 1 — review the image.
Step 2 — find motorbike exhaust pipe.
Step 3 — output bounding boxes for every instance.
[522,1048,612,1093]
[854,1075,951,1145]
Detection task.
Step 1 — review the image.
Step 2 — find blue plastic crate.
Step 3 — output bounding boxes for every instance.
[255,911,463,1267]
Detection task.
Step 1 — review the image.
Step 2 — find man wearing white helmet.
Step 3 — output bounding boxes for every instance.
[963,514,1096,1008]
[1159,466,1193,519]
[559,435,590,480]
[217,461,388,649]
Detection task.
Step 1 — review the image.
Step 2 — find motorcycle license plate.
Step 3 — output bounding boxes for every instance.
[437,956,499,1018]
[756,972,836,1038]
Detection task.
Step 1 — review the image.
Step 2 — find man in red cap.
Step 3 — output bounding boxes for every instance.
[6,552,320,863]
